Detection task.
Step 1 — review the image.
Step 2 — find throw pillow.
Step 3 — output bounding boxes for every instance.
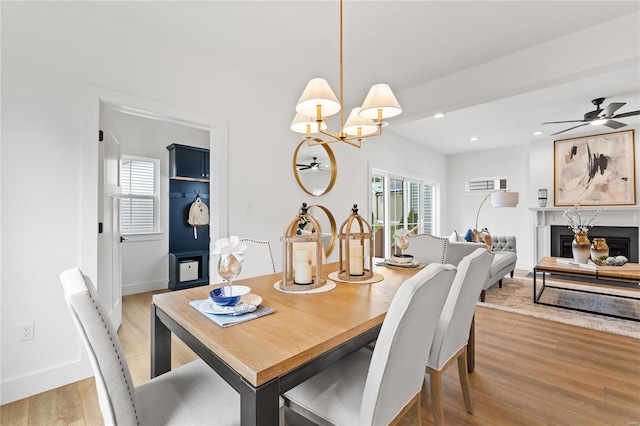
[448,230,459,243]
[472,229,493,250]
[464,229,474,242]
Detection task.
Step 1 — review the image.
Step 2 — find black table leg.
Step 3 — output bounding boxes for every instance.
[240,379,281,426]
[150,303,171,378]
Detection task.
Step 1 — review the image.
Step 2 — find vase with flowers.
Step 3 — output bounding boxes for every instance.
[563,204,600,264]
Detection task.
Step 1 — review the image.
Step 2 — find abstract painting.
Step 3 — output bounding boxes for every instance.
[554,130,636,206]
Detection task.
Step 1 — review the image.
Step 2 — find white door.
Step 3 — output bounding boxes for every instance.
[99,126,123,329]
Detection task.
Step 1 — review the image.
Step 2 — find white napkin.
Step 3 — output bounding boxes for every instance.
[212,236,247,261]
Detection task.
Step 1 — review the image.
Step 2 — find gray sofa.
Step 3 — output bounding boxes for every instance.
[446,235,517,301]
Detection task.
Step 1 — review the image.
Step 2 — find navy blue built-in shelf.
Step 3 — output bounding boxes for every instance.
[167,144,211,290]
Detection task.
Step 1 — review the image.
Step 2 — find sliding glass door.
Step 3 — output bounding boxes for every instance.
[371,170,438,258]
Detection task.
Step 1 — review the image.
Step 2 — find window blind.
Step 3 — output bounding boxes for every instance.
[121,158,158,233]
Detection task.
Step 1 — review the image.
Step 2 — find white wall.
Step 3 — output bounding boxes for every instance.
[102,109,210,295]
[446,145,531,269]
[0,2,446,403]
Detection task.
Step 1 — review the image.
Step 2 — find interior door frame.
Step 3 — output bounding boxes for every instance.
[81,84,228,322]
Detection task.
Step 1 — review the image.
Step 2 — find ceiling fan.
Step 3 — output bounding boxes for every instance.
[296,157,327,171]
[541,97,640,136]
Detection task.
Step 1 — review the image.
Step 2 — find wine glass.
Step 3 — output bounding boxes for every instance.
[217,254,242,295]
[395,235,409,256]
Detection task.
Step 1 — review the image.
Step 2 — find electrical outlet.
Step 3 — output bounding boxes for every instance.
[18,322,34,341]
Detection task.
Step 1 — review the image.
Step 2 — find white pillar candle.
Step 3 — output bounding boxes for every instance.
[294,241,318,266]
[294,249,313,284]
[349,244,364,275]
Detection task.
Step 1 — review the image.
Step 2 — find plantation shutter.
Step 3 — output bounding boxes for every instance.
[121,158,157,233]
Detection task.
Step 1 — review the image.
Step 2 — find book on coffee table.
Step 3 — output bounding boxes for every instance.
[556,258,597,270]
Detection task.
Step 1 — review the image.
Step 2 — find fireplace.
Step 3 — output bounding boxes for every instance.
[550,225,639,263]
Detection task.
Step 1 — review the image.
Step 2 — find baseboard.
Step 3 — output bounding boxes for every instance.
[1,355,93,405]
[122,279,167,296]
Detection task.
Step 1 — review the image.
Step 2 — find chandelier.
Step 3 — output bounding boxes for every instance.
[290,0,402,148]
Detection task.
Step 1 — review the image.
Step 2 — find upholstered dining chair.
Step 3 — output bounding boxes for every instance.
[406,233,449,264]
[282,263,457,426]
[426,248,494,426]
[60,267,283,426]
[238,238,276,279]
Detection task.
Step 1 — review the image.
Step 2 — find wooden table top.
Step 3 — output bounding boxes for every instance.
[535,256,640,281]
[152,262,419,387]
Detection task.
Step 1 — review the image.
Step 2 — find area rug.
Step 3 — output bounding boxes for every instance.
[478,276,640,339]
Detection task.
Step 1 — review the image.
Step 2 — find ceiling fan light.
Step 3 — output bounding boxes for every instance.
[290,113,327,134]
[359,84,402,119]
[343,108,378,136]
[295,78,341,118]
[591,119,608,126]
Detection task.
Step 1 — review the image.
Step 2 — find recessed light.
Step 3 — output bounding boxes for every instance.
[533,131,543,136]
[434,112,446,119]
[470,137,479,142]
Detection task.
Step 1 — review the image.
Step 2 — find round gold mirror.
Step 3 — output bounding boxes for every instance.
[307,204,337,258]
[293,141,337,196]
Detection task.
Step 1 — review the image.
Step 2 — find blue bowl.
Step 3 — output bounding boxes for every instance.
[209,285,251,307]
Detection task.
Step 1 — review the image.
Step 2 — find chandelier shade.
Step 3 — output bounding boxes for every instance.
[290,113,328,134]
[295,78,341,118]
[359,84,402,119]
[291,0,401,147]
[343,108,378,137]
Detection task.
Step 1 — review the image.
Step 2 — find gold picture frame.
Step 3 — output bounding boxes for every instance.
[554,130,636,206]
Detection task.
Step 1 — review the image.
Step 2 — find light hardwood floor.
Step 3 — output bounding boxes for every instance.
[2,272,639,425]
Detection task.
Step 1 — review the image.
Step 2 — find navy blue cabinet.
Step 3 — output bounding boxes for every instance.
[167,143,210,181]
[167,144,211,290]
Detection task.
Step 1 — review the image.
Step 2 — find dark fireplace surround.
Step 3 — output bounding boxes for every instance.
[550,225,639,263]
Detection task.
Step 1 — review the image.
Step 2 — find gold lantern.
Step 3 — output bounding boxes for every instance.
[280,202,326,291]
[338,204,373,282]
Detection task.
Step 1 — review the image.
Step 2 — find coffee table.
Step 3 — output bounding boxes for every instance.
[533,256,640,322]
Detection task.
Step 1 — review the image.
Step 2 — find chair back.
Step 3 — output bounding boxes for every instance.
[428,248,494,370]
[406,233,449,264]
[360,263,457,425]
[60,268,140,426]
[238,238,276,279]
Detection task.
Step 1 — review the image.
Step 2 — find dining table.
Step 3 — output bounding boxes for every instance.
[150,261,476,426]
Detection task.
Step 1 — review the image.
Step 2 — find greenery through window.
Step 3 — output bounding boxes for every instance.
[371,170,438,258]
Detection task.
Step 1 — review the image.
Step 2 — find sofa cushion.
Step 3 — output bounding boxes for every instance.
[489,251,517,277]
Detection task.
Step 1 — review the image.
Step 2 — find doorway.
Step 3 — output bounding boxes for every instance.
[82,85,228,328]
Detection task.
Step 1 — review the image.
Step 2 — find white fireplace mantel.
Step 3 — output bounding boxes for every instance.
[530,206,640,268]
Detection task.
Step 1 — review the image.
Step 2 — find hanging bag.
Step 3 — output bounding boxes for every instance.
[188,197,209,239]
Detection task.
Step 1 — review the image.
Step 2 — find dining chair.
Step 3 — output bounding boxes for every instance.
[60,267,283,426]
[406,233,449,264]
[426,247,494,426]
[238,238,276,279]
[282,262,457,425]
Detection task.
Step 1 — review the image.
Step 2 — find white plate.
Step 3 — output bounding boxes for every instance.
[199,294,263,315]
[386,258,419,267]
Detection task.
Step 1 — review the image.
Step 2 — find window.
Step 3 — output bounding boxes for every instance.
[120,156,160,234]
[371,169,438,258]
[466,176,507,192]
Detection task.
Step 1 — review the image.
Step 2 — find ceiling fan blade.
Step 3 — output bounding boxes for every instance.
[550,123,589,136]
[541,120,586,125]
[601,102,625,117]
[602,120,626,130]
[612,110,640,119]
